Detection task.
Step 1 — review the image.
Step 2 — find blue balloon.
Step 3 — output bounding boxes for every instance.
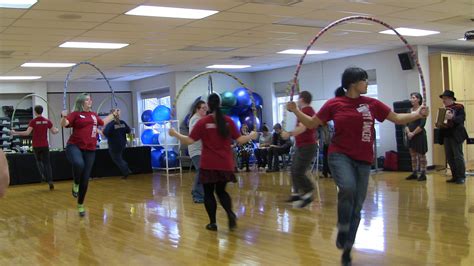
[151,149,163,168]
[252,92,263,107]
[159,150,179,168]
[141,110,155,125]
[229,115,241,130]
[141,129,157,144]
[152,105,171,122]
[240,114,261,131]
[229,106,244,116]
[233,87,251,108]
[152,133,160,145]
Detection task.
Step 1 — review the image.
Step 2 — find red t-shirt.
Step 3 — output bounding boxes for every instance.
[189,115,240,171]
[317,96,391,164]
[295,106,317,147]
[28,116,52,148]
[66,111,104,151]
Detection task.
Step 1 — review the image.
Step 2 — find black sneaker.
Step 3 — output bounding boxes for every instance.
[405,173,418,180]
[285,195,301,202]
[206,223,217,231]
[456,178,465,184]
[341,248,352,266]
[446,178,456,183]
[228,213,237,231]
[295,196,313,208]
[49,184,54,191]
[417,173,426,181]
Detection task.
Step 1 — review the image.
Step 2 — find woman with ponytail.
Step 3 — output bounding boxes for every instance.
[287,67,429,265]
[170,93,257,231]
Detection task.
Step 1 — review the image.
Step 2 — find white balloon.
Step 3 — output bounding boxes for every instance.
[159,130,178,146]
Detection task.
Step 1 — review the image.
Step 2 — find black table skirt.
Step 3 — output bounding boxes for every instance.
[6,146,152,185]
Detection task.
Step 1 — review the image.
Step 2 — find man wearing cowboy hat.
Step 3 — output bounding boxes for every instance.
[438,90,469,184]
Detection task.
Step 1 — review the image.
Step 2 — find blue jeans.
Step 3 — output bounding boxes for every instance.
[66,144,96,204]
[108,148,131,176]
[328,152,371,248]
[191,155,204,201]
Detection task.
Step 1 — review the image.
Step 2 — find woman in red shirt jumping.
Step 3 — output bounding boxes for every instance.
[61,93,118,216]
[287,67,429,265]
[170,93,257,231]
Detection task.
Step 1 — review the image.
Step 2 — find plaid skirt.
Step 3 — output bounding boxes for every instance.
[199,168,237,184]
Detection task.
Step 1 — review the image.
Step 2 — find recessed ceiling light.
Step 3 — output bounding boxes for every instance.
[0,0,37,9]
[379,27,439,37]
[0,76,42,80]
[278,49,328,55]
[59,42,129,49]
[21,62,76,68]
[206,65,251,69]
[125,5,218,19]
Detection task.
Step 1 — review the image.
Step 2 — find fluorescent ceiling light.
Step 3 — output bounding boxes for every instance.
[206,65,251,69]
[0,0,37,9]
[59,42,129,49]
[379,27,439,37]
[125,5,218,19]
[0,76,41,80]
[458,38,466,41]
[278,49,328,55]
[21,62,76,68]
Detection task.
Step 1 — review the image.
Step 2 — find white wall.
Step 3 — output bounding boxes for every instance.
[253,47,430,162]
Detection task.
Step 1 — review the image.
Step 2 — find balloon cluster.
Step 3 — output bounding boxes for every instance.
[184,88,263,131]
[151,148,179,168]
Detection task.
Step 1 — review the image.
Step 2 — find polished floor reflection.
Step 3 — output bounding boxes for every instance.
[1,169,473,265]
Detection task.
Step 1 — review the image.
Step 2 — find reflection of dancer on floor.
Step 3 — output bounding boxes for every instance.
[61,93,118,216]
[0,150,10,197]
[170,93,257,231]
[287,67,429,265]
[281,91,317,208]
[11,105,59,190]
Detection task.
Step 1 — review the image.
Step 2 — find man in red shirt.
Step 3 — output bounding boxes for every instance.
[11,105,59,190]
[282,91,317,207]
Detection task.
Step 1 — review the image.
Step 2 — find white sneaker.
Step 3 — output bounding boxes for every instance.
[1,128,10,133]
[2,120,9,125]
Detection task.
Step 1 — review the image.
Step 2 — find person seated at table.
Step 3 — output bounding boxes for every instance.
[254,125,272,170]
[267,123,292,172]
[236,124,254,172]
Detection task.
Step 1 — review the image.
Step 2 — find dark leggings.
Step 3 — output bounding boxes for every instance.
[66,144,96,205]
[33,147,53,185]
[203,182,234,224]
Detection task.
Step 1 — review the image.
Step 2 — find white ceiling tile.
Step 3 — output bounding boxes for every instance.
[13,19,100,30]
[22,10,118,22]
[33,0,136,14]
[229,3,314,16]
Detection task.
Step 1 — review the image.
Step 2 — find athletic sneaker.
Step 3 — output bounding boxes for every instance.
[78,204,85,217]
[72,183,79,198]
[294,192,313,208]
[206,223,217,231]
[285,194,301,202]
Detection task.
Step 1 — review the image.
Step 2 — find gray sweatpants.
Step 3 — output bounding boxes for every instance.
[290,144,317,194]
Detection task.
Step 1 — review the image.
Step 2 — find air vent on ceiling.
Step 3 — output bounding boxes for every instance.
[79,76,122,80]
[273,17,329,28]
[228,56,255,60]
[180,46,237,52]
[0,50,14,56]
[236,0,302,6]
[121,63,168,68]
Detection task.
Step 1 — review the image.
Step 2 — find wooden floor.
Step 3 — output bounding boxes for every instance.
[1,168,474,266]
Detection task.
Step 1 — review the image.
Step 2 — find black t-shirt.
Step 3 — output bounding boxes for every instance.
[103,120,130,152]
